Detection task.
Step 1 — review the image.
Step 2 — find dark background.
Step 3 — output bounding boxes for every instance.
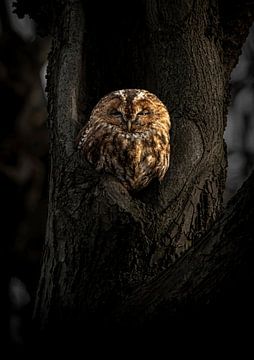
[0,0,254,353]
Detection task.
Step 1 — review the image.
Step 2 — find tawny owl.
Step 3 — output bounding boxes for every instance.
[77,89,171,191]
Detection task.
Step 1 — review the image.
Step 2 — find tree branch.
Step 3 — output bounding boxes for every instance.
[219,0,254,77]
[13,0,59,35]
[112,170,254,325]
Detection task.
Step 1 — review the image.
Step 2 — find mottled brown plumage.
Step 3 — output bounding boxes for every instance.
[77,89,171,190]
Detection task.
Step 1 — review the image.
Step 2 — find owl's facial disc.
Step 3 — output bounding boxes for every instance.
[108,106,133,131]
[107,96,154,132]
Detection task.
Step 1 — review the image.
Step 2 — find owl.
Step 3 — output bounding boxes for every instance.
[77,89,171,191]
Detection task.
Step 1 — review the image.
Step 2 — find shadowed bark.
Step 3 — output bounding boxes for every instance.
[111,169,254,325]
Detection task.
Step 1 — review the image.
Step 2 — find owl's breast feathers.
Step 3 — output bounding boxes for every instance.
[78,122,170,190]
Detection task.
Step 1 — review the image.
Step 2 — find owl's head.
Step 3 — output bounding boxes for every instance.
[90,89,170,133]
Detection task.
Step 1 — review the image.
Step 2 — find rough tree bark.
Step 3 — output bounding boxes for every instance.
[15,0,254,342]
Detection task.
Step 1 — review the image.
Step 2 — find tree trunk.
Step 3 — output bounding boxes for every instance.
[14,0,253,341]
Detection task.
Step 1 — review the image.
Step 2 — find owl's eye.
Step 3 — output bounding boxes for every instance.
[137,109,151,116]
[110,109,122,117]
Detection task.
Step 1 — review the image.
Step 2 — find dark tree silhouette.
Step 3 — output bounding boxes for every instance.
[14,0,254,352]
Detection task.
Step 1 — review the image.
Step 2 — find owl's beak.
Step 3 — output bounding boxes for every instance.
[127,120,132,132]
